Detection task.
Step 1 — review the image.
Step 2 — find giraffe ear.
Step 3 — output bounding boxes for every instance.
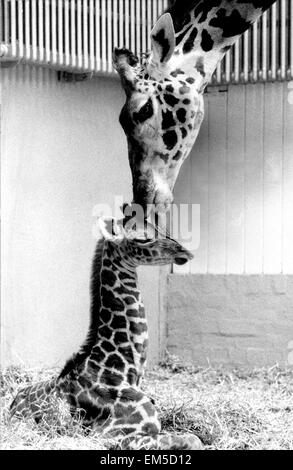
[150,13,176,65]
[96,217,125,243]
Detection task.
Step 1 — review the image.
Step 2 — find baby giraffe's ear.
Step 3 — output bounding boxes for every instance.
[150,13,176,65]
[96,217,125,244]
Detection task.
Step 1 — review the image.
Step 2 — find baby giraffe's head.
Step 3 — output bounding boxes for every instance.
[113,13,205,214]
[96,215,193,268]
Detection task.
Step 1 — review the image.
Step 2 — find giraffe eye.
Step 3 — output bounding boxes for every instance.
[133,99,153,123]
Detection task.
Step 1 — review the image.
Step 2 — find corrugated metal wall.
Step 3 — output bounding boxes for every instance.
[0,0,169,73]
[174,81,293,275]
[1,0,292,82]
[212,0,293,84]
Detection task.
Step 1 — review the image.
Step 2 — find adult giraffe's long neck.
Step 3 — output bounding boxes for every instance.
[166,0,276,83]
[87,242,148,386]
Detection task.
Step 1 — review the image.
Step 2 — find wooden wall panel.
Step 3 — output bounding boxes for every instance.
[190,102,209,274]
[206,90,227,274]
[171,132,192,275]
[244,84,264,274]
[174,82,293,275]
[263,82,284,273]
[226,85,245,273]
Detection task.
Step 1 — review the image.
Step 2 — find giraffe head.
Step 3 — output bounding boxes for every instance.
[113,13,205,215]
[114,1,276,214]
[96,215,193,267]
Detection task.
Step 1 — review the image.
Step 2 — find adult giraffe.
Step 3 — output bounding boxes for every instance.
[114,0,277,214]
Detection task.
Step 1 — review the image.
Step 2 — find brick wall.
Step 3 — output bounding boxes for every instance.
[167,275,293,367]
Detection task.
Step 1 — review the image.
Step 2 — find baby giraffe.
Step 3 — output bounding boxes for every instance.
[10,215,202,450]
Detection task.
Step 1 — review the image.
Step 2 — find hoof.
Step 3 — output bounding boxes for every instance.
[159,433,204,450]
[185,434,204,450]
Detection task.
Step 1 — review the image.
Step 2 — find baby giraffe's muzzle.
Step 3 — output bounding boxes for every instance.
[174,248,194,265]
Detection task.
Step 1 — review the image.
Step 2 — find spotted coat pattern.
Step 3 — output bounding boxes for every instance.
[114,0,277,214]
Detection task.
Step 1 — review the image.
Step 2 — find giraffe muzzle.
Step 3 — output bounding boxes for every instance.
[174,256,188,265]
[174,252,193,265]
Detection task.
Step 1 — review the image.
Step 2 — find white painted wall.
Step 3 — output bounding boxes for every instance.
[174,82,293,275]
[0,64,162,368]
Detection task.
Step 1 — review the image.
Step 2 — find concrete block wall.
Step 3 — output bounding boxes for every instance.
[167,274,293,367]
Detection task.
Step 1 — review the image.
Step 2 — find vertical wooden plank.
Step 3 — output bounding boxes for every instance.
[207,89,227,273]
[263,82,283,273]
[282,82,293,273]
[189,98,209,273]
[226,85,245,273]
[244,84,264,273]
[173,139,192,275]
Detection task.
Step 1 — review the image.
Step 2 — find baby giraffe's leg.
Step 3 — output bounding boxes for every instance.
[10,379,58,422]
[101,387,161,437]
[103,386,203,450]
[125,433,203,450]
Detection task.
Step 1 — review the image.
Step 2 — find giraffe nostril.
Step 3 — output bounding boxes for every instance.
[174,256,188,265]
[174,248,193,265]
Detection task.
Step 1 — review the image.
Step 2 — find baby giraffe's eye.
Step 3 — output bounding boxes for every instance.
[133,98,153,123]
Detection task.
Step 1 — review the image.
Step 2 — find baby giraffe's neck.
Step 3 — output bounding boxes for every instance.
[87,243,148,387]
